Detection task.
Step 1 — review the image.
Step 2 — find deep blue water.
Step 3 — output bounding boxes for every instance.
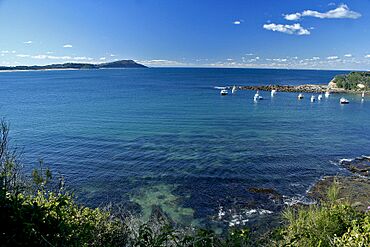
[0,68,369,227]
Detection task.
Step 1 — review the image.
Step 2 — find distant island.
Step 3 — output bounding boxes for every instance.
[0,60,147,71]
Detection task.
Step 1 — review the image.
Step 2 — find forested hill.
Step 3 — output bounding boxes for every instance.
[0,60,147,71]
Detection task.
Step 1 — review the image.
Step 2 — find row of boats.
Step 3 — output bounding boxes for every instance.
[297,92,349,104]
[219,86,366,104]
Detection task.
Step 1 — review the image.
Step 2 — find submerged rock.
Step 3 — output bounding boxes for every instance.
[148,205,174,226]
[248,187,282,203]
[308,176,370,211]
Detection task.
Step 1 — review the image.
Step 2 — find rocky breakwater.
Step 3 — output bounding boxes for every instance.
[232,84,332,93]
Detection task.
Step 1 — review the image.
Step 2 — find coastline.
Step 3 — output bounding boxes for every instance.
[226,84,368,94]
[0,68,81,73]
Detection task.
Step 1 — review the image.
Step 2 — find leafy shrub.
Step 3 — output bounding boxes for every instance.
[273,181,370,247]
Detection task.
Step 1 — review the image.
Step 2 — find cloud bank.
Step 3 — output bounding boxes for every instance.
[263,23,310,35]
[284,4,361,21]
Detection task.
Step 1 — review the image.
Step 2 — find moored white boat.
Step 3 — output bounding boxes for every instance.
[362,91,365,98]
[318,94,323,100]
[325,91,330,98]
[254,91,263,101]
[298,93,304,99]
[340,97,349,104]
[232,86,237,94]
[220,89,228,95]
[271,89,277,97]
[310,95,316,102]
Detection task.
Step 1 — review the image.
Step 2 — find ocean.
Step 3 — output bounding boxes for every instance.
[0,68,369,228]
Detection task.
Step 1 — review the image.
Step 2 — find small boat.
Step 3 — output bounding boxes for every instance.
[310,95,316,102]
[220,89,228,96]
[271,89,277,97]
[325,91,330,98]
[318,94,323,101]
[298,93,304,100]
[340,97,349,104]
[232,86,237,94]
[254,91,263,101]
[362,91,365,98]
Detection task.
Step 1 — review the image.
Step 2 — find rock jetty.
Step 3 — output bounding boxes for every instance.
[226,84,348,93]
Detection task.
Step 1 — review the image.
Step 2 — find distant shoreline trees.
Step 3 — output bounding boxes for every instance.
[333,71,370,90]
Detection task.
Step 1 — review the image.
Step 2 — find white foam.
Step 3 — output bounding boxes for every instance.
[339,158,353,164]
[283,195,316,206]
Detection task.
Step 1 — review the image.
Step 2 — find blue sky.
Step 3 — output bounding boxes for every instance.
[0,0,369,70]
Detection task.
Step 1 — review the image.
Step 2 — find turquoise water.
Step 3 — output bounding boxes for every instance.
[0,68,369,226]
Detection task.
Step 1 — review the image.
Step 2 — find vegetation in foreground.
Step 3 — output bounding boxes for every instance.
[1,120,369,246]
[332,71,370,90]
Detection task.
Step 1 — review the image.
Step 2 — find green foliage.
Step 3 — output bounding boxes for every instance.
[132,225,250,247]
[333,72,370,90]
[273,182,370,247]
[0,190,128,247]
[333,213,370,246]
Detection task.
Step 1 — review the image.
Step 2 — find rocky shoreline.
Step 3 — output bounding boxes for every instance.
[308,155,370,211]
[226,84,367,94]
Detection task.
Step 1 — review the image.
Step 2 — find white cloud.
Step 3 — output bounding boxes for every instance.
[284,13,301,21]
[263,23,310,35]
[344,54,352,57]
[272,58,288,62]
[23,41,33,44]
[327,56,339,60]
[139,59,187,67]
[16,54,30,58]
[365,55,370,58]
[284,4,361,20]
[16,53,95,61]
[233,20,243,25]
[99,57,106,60]
[32,55,48,59]
[110,54,116,57]
[63,44,73,48]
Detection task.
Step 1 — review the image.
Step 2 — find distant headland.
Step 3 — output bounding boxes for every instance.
[0,60,147,71]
